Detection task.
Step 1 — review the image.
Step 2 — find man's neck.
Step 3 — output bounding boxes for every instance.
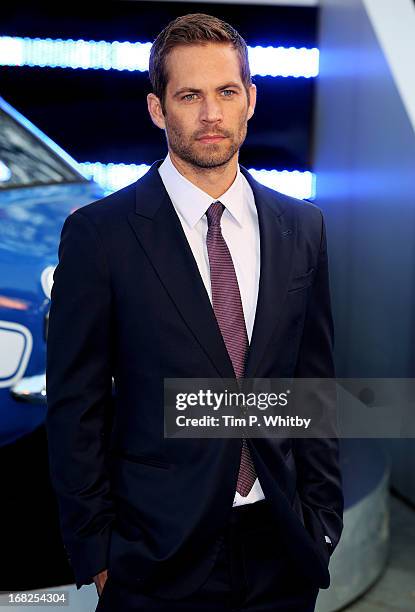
[168,150,239,199]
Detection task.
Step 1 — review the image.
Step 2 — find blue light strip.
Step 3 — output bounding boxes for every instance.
[80,162,315,200]
[0,36,319,77]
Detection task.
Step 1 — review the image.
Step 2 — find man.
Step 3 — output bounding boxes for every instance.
[46,13,343,612]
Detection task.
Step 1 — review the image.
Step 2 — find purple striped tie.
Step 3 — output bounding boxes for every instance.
[206,201,257,497]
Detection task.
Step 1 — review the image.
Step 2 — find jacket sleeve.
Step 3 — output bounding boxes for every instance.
[45,209,115,589]
[293,209,344,562]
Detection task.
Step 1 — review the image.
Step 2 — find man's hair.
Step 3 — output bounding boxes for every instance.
[149,13,252,112]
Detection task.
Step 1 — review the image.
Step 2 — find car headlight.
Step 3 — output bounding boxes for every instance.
[41,265,56,300]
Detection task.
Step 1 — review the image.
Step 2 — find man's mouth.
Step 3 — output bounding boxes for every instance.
[196,135,227,143]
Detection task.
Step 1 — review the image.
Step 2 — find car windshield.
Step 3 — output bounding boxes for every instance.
[0,100,86,189]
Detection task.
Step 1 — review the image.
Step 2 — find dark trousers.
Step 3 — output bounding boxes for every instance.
[96,499,319,611]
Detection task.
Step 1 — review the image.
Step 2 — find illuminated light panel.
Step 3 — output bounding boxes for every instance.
[248,168,316,200]
[248,46,318,78]
[79,162,315,200]
[80,162,150,193]
[0,36,319,77]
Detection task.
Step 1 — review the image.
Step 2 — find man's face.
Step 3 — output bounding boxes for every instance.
[149,42,256,169]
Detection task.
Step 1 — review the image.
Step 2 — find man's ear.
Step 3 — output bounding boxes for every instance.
[247,83,257,121]
[147,93,166,129]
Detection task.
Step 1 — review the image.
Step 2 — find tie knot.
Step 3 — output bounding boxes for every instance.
[206,201,225,228]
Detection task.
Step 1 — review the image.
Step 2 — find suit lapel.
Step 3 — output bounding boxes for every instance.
[127,161,235,378]
[240,167,297,378]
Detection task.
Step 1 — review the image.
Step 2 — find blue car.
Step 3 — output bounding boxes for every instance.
[0,96,104,447]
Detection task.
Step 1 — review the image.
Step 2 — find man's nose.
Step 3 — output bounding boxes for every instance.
[199,96,223,123]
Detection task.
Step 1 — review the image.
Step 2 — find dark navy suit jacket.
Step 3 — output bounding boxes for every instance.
[45,159,344,597]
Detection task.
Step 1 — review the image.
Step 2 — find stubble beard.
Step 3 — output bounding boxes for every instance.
[165,116,248,170]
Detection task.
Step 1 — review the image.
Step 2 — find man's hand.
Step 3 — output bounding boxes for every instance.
[93,569,108,597]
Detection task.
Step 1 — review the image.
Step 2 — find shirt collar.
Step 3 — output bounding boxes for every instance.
[158,152,246,228]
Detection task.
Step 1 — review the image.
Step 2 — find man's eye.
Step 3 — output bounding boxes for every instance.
[182,94,198,101]
[222,90,236,97]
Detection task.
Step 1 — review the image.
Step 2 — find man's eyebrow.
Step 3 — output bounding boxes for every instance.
[173,87,203,97]
[173,83,243,97]
[218,82,243,90]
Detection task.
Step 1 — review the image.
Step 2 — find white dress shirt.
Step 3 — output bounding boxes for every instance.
[158,153,265,507]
